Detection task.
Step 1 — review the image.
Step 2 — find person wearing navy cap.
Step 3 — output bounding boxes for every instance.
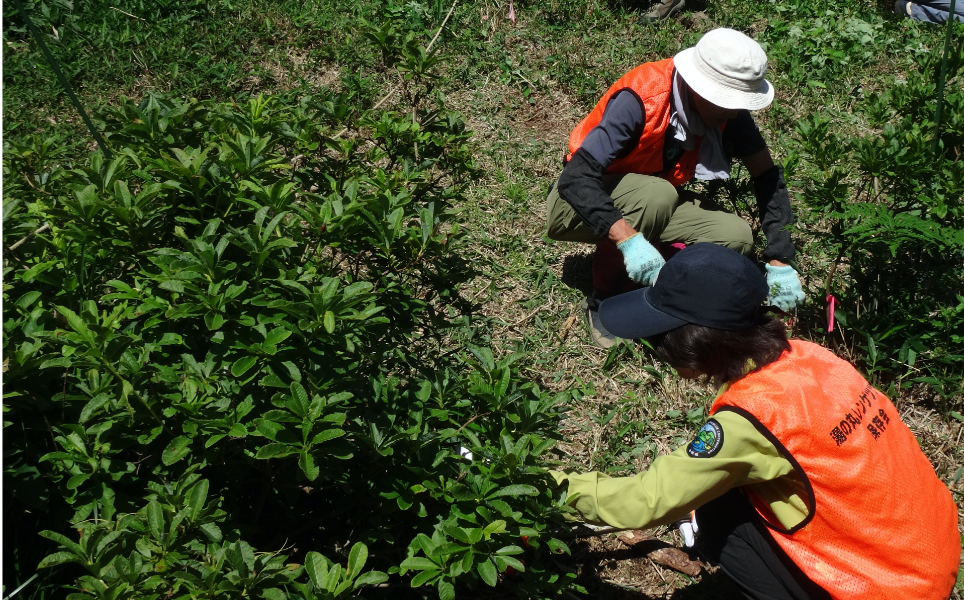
[550,243,959,600]
[545,28,805,348]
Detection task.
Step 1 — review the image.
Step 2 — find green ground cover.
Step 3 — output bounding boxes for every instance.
[4,0,963,597]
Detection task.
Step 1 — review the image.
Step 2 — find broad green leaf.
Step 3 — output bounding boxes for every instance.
[231,356,258,378]
[79,394,111,423]
[323,311,335,334]
[255,419,283,440]
[15,290,42,308]
[40,357,72,369]
[22,261,57,283]
[66,473,91,490]
[225,542,246,574]
[465,527,483,544]
[437,579,455,600]
[304,552,330,589]
[261,588,286,600]
[499,555,525,572]
[494,367,510,398]
[310,429,345,446]
[460,551,475,573]
[342,281,373,298]
[264,327,292,346]
[159,280,185,293]
[400,557,438,571]
[204,313,225,330]
[255,443,297,459]
[442,523,470,544]
[483,520,506,540]
[162,436,192,466]
[353,571,389,589]
[55,306,94,346]
[38,530,83,556]
[410,569,441,587]
[414,533,436,555]
[323,562,344,591]
[346,542,368,578]
[476,558,498,586]
[298,451,320,480]
[288,381,309,417]
[546,538,570,555]
[187,479,209,521]
[486,484,538,499]
[199,523,222,542]
[38,551,81,568]
[147,500,165,542]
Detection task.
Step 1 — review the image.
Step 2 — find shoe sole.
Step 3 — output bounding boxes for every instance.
[644,0,686,21]
[580,299,617,349]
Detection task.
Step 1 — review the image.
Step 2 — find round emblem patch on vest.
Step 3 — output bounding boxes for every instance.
[686,419,724,458]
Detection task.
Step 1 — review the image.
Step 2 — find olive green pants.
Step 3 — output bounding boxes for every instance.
[545,173,754,255]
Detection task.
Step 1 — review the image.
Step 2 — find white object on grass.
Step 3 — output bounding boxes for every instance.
[678,512,699,547]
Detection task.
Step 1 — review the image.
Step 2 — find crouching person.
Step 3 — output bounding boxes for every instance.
[550,243,959,599]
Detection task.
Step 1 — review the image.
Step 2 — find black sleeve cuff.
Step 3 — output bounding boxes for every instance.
[753,165,796,262]
[557,148,623,238]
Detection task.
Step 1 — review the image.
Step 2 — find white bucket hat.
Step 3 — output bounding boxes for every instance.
[674,28,774,111]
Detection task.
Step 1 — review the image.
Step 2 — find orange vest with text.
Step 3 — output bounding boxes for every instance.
[566,58,709,187]
[711,340,959,599]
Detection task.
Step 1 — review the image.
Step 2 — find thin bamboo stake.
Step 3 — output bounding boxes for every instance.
[8,223,51,252]
[932,0,959,153]
[4,573,39,600]
[12,0,113,159]
[109,6,144,20]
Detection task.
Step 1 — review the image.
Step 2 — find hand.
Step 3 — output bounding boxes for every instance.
[617,233,665,286]
[765,263,805,310]
[608,219,638,244]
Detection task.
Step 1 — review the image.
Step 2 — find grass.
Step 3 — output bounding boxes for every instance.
[4,0,963,596]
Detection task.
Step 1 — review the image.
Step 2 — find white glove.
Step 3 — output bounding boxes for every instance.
[677,511,699,547]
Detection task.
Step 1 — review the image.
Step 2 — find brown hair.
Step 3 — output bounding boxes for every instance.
[651,316,790,384]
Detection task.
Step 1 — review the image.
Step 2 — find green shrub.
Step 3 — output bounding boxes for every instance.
[787,43,964,406]
[3,29,578,598]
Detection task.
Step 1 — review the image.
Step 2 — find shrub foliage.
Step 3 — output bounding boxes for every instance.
[3,32,577,599]
[786,42,964,403]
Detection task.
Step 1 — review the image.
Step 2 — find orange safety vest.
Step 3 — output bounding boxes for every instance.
[566,58,712,187]
[711,340,960,599]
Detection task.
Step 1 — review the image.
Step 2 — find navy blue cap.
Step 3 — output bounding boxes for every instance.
[599,243,769,339]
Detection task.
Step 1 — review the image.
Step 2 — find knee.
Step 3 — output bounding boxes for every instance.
[640,177,679,216]
[716,217,754,256]
[614,176,678,232]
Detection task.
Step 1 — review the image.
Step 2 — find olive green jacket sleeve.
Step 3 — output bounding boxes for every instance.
[550,410,801,530]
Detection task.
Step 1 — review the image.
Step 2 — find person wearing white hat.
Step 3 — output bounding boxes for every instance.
[545,28,805,348]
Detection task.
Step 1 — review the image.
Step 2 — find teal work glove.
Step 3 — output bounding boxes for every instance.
[765,264,805,310]
[617,233,665,286]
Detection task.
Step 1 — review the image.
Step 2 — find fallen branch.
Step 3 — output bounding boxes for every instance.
[618,530,703,577]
